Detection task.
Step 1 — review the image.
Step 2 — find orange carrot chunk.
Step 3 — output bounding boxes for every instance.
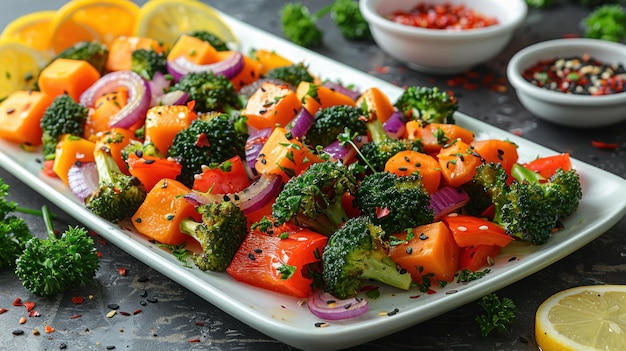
[0,90,53,146]
[389,221,460,283]
[37,58,101,102]
[131,178,201,246]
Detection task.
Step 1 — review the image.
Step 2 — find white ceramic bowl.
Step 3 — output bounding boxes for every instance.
[507,38,626,128]
[360,0,527,74]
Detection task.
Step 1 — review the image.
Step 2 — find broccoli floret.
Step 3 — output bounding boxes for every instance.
[40,94,89,160]
[171,71,241,113]
[179,201,248,271]
[583,4,626,42]
[168,113,248,187]
[1,178,39,269]
[471,162,582,245]
[354,172,433,236]
[280,3,324,48]
[358,112,423,172]
[188,30,230,51]
[511,164,583,219]
[461,162,509,216]
[329,0,372,41]
[85,145,147,223]
[394,86,458,124]
[264,62,315,87]
[272,161,358,236]
[322,216,413,299]
[55,40,109,74]
[15,205,99,296]
[305,105,367,147]
[131,48,168,80]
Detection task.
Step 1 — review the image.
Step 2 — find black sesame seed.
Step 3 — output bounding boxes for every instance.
[107,304,120,310]
[12,329,24,335]
[146,297,158,303]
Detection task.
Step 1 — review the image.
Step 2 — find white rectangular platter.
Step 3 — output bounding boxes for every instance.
[1,10,626,351]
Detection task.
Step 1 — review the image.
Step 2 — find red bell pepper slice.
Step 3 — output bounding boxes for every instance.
[459,245,502,272]
[226,221,328,298]
[192,155,250,194]
[442,214,513,248]
[522,153,571,179]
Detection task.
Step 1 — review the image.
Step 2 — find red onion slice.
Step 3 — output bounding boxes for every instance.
[67,162,99,202]
[429,185,470,220]
[286,107,314,139]
[322,135,369,163]
[148,71,172,105]
[307,290,369,320]
[184,173,282,215]
[79,70,151,129]
[245,127,273,175]
[383,109,406,139]
[167,51,244,82]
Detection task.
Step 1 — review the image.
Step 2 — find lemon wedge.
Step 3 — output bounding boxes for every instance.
[0,40,48,101]
[535,285,626,351]
[134,0,237,49]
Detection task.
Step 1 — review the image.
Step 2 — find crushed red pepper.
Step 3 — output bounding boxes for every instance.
[387,3,498,30]
[591,140,619,150]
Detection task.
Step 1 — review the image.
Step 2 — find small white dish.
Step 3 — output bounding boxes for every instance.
[507,38,626,128]
[360,0,528,74]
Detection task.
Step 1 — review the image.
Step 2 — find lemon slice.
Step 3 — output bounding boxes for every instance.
[535,285,626,351]
[48,0,140,54]
[134,0,237,49]
[0,40,48,101]
[0,11,56,53]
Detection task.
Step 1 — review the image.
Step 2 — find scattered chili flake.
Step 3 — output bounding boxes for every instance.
[375,206,390,219]
[29,310,40,317]
[0,308,8,314]
[12,298,23,306]
[591,140,619,150]
[188,338,201,343]
[118,267,127,276]
[71,296,84,304]
[119,311,131,316]
[23,301,35,312]
[45,325,55,333]
[133,309,143,315]
[70,314,82,319]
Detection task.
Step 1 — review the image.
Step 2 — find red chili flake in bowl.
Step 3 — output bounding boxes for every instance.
[387,3,498,30]
[71,296,84,304]
[522,54,626,95]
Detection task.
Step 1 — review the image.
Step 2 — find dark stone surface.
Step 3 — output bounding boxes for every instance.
[1,1,624,350]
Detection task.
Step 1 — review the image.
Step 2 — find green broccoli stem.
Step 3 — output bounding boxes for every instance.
[95,147,123,184]
[295,200,349,236]
[511,163,545,183]
[365,118,389,144]
[179,217,201,241]
[361,255,413,291]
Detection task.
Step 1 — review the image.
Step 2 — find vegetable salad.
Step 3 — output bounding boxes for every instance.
[0,0,583,321]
